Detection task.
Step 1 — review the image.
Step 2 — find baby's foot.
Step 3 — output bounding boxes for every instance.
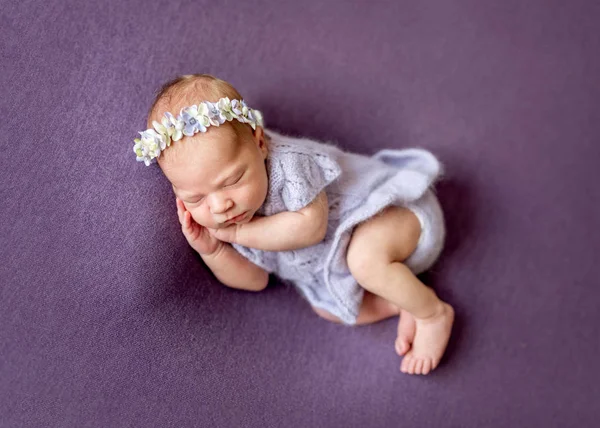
[400,302,454,375]
[395,309,416,356]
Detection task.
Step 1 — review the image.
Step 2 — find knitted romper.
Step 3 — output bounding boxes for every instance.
[232,128,446,325]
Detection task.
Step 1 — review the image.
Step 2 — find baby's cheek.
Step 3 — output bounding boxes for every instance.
[189,207,207,227]
[199,205,220,228]
[248,183,265,205]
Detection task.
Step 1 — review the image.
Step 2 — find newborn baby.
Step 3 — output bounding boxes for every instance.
[134,73,454,375]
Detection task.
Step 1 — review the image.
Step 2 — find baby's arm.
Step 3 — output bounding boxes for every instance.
[201,243,269,291]
[175,197,269,291]
[213,191,329,251]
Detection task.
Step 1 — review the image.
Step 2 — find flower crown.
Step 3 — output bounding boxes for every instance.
[133,97,264,166]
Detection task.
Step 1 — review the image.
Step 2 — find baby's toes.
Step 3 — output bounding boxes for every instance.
[407,356,418,374]
[400,355,412,373]
[421,359,432,375]
[395,338,409,356]
[414,359,424,375]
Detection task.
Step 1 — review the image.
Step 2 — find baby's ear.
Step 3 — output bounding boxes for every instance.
[254,126,269,157]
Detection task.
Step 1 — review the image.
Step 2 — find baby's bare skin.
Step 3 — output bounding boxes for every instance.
[151,74,454,375]
[168,127,454,374]
[345,205,454,375]
[399,303,454,374]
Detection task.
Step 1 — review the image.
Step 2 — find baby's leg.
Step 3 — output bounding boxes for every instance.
[346,206,454,375]
[312,291,400,325]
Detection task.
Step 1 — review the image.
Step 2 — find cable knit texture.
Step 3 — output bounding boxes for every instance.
[232,128,446,324]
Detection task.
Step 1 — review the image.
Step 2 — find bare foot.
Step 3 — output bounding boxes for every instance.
[395,309,416,356]
[400,302,454,375]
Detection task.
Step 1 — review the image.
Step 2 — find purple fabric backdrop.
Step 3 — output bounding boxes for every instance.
[2,0,599,426]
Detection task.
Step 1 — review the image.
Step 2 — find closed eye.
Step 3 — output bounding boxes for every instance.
[185,196,204,205]
[226,172,244,187]
[184,171,244,204]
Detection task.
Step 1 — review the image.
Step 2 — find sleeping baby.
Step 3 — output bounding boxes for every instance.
[133,73,454,375]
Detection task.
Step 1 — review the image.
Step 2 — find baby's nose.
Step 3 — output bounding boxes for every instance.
[209,197,233,215]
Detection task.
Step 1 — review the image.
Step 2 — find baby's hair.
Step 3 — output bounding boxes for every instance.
[148,74,260,166]
[147,74,243,123]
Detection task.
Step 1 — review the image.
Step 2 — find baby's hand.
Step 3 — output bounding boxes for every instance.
[207,224,240,244]
[175,197,223,256]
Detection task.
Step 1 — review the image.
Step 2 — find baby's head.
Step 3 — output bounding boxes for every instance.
[144,74,269,229]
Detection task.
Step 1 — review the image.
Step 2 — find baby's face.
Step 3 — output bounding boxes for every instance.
[160,124,269,229]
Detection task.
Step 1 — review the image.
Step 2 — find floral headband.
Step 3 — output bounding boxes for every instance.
[133,97,264,166]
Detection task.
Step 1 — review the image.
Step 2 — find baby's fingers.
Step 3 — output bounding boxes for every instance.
[181,211,192,236]
[176,198,185,224]
[183,210,192,230]
[176,197,189,229]
[182,211,200,238]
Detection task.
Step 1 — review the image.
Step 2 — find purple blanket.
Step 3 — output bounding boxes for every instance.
[2,0,599,426]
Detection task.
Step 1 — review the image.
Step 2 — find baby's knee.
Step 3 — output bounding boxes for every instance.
[346,225,389,285]
[346,245,383,286]
[346,206,422,284]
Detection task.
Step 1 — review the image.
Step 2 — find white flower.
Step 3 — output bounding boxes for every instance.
[204,101,226,127]
[133,129,164,165]
[217,97,236,121]
[182,105,206,136]
[240,100,249,119]
[253,109,264,127]
[195,103,211,128]
[152,121,170,148]
[231,99,243,116]
[162,112,184,142]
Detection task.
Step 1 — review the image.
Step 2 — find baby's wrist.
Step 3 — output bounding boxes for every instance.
[198,241,226,259]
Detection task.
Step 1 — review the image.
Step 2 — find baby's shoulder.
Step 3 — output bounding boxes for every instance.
[266,129,341,180]
[263,129,342,212]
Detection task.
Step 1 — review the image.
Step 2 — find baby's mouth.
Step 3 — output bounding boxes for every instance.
[224,211,248,224]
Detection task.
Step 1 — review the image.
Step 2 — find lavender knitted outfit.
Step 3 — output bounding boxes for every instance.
[232,129,445,324]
